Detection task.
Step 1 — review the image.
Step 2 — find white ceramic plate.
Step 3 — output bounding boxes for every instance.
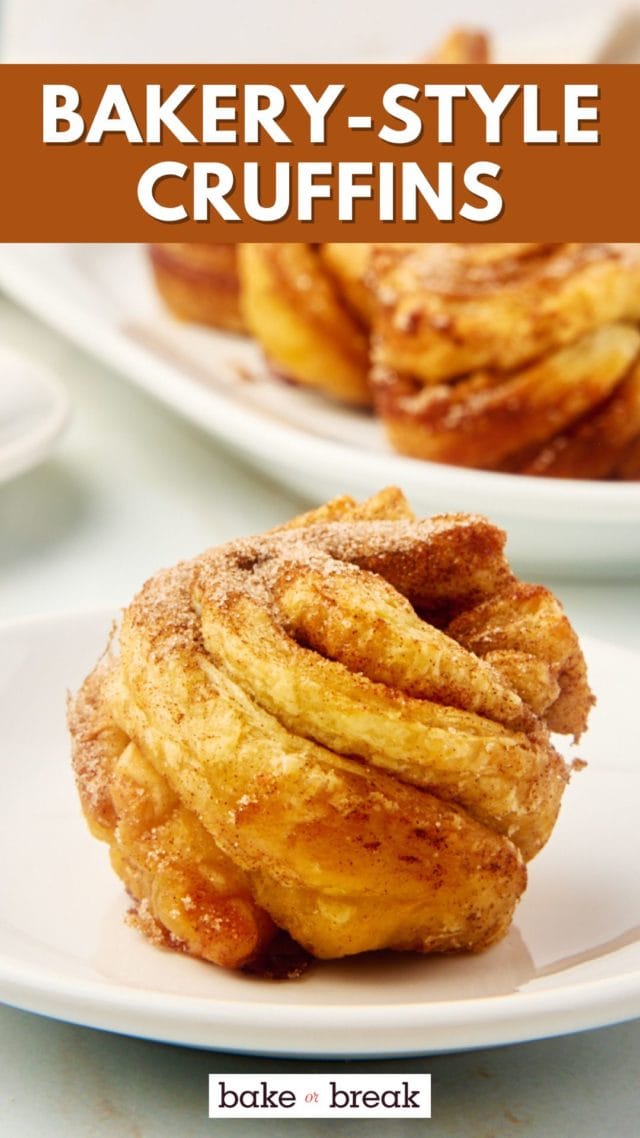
[0,609,638,1057]
[0,344,69,483]
[0,244,638,576]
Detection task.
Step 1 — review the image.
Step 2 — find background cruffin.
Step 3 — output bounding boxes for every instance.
[147,28,640,481]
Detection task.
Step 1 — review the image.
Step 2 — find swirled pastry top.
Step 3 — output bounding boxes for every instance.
[370,243,640,384]
[70,488,592,970]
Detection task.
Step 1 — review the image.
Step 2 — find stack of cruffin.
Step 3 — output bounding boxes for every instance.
[151,237,640,479]
[148,29,640,480]
[69,488,593,974]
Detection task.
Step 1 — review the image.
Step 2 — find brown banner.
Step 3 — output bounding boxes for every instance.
[0,64,637,240]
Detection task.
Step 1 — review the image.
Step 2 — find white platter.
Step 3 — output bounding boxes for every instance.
[0,608,638,1057]
[0,344,69,483]
[0,244,638,576]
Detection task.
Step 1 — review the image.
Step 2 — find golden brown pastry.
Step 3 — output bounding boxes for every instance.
[427,27,489,63]
[372,324,640,469]
[369,244,640,386]
[613,435,640,479]
[147,29,492,396]
[513,358,640,479]
[148,243,245,333]
[318,243,378,325]
[69,489,591,974]
[237,243,371,406]
[368,243,640,478]
[69,661,279,970]
[149,238,376,404]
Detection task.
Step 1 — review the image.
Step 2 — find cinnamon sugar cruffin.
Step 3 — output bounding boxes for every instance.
[69,488,592,975]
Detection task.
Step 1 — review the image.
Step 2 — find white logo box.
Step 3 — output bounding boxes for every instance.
[209,1073,431,1119]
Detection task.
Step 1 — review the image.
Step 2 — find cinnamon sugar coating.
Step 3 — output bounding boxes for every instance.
[69,489,592,973]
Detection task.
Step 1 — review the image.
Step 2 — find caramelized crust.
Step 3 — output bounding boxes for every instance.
[515,359,640,479]
[148,244,245,333]
[70,659,278,971]
[319,243,376,325]
[238,243,371,406]
[370,244,640,385]
[447,583,594,739]
[68,655,127,838]
[428,27,490,63]
[69,489,591,971]
[613,435,640,479]
[372,324,640,468]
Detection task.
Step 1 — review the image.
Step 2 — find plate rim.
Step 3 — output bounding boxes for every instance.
[1,955,638,1056]
[0,342,70,483]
